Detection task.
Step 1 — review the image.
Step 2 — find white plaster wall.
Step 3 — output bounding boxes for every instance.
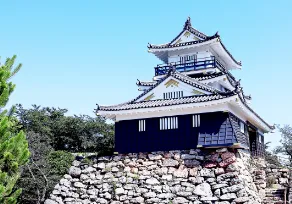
[168,50,213,64]
[136,76,211,102]
[170,30,200,45]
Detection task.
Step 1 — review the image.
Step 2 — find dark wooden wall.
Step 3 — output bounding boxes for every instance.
[114,111,263,155]
[115,114,199,153]
[198,112,237,146]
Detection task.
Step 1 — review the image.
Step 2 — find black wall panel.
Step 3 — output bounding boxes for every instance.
[115,112,251,153]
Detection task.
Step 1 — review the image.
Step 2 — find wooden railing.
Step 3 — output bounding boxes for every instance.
[154,56,224,76]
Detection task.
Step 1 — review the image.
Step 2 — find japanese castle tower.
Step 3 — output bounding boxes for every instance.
[96,17,273,156]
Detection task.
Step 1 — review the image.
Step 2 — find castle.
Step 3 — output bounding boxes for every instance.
[96,17,273,156]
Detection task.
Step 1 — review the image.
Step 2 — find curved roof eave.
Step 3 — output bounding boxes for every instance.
[149,38,242,70]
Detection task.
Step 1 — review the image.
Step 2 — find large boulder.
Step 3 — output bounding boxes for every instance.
[193,183,212,197]
[163,159,179,167]
[146,178,160,185]
[44,199,58,204]
[68,166,81,177]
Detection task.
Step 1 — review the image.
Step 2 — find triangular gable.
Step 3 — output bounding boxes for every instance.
[135,75,213,102]
[170,30,203,45]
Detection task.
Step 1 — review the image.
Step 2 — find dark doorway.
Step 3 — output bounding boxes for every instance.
[248,126,257,156]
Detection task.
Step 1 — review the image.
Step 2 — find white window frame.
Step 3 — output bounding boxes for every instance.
[258,134,263,144]
[163,91,184,100]
[239,121,245,133]
[138,120,146,132]
[192,114,200,127]
[160,117,178,130]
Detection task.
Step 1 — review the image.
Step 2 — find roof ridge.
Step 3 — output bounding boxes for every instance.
[127,69,223,104]
[131,93,218,104]
[98,92,236,111]
[236,94,274,129]
[172,71,223,94]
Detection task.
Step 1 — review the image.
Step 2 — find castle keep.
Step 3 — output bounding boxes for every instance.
[96,17,273,155]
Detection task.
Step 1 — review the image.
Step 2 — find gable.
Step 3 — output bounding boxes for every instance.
[136,76,212,102]
[171,30,202,45]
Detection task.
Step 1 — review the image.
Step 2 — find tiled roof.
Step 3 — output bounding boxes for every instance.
[147,18,241,67]
[136,80,157,86]
[169,17,209,45]
[98,93,235,111]
[237,94,274,130]
[148,35,217,49]
[138,72,237,88]
[193,72,224,81]
[132,69,223,104]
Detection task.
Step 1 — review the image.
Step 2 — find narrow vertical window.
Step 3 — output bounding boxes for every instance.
[239,121,245,133]
[180,56,183,63]
[258,135,261,144]
[164,118,168,130]
[139,120,146,132]
[163,91,184,99]
[160,117,178,130]
[192,114,200,127]
[197,114,200,127]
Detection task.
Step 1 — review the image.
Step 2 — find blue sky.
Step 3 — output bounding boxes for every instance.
[1,0,292,148]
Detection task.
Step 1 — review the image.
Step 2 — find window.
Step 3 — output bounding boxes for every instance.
[139,120,146,132]
[180,55,196,63]
[180,56,184,63]
[160,117,178,130]
[239,121,245,133]
[163,91,183,99]
[258,134,264,144]
[192,114,200,127]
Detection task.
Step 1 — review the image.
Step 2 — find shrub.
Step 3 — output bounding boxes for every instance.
[266,176,276,188]
[47,151,74,175]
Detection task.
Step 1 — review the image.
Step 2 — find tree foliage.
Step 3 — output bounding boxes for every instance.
[0,55,30,204]
[15,104,114,153]
[275,125,292,166]
[15,105,114,203]
[264,141,281,167]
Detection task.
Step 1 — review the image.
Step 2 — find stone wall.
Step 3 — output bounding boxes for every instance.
[45,148,262,204]
[265,164,289,188]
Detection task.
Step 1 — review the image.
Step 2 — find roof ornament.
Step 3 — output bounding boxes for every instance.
[244,94,252,100]
[136,79,141,85]
[95,103,100,111]
[147,43,152,48]
[234,79,242,93]
[214,31,220,37]
[184,16,192,30]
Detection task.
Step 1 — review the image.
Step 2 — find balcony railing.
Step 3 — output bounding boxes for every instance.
[154,56,224,76]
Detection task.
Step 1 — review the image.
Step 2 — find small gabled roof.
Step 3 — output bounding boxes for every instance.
[169,17,209,44]
[147,17,242,68]
[132,68,222,103]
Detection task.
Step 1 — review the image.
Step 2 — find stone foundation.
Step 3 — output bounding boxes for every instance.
[45,148,263,204]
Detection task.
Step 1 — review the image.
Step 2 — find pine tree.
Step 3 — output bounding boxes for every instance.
[0,55,30,203]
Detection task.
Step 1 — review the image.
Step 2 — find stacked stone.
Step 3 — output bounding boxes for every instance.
[265,164,289,187]
[45,148,261,204]
[252,170,266,199]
